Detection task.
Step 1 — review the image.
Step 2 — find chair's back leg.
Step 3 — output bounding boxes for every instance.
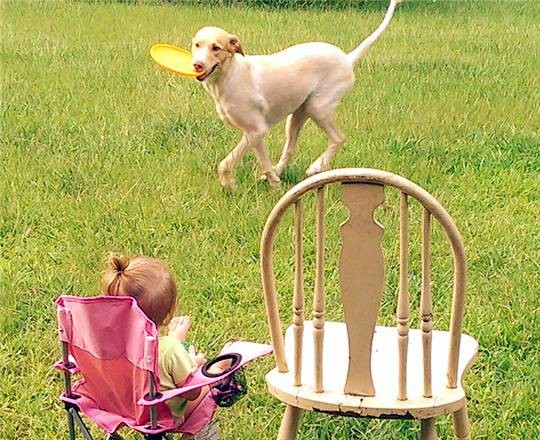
[147,371,159,430]
[61,342,78,440]
[277,405,304,440]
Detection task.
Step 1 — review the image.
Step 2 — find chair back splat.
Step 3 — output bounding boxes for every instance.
[339,183,384,397]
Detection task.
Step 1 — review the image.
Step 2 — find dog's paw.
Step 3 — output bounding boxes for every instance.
[220,177,237,191]
[267,176,282,188]
[260,168,282,188]
[218,163,237,190]
[305,159,329,177]
[265,173,282,188]
[219,174,236,191]
[260,165,282,181]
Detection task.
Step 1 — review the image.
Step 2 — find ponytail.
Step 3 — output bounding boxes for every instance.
[109,253,129,274]
[102,252,129,296]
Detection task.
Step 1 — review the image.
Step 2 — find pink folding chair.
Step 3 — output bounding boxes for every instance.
[54,295,272,440]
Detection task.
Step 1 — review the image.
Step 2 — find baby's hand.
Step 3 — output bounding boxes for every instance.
[188,345,206,368]
[168,315,191,342]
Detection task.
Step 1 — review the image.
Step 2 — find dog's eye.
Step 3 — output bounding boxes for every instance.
[212,45,221,52]
[194,43,200,48]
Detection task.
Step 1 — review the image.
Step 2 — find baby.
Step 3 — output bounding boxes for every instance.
[100,253,213,423]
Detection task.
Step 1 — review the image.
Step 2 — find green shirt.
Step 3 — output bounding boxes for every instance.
[158,335,196,418]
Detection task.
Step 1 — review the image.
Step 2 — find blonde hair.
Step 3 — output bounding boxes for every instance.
[101,253,178,327]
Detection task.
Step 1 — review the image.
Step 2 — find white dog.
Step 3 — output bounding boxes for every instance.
[191,0,401,189]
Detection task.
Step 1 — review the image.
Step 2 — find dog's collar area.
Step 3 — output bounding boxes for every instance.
[196,63,219,81]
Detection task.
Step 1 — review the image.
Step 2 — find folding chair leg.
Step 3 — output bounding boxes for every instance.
[66,407,76,440]
[69,407,94,440]
[277,404,304,440]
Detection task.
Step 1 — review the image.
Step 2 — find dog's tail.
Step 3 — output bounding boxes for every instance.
[347,0,402,65]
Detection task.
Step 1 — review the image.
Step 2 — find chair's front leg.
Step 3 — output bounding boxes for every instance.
[421,418,438,440]
[277,405,304,440]
[69,407,94,440]
[66,407,76,440]
[452,402,471,440]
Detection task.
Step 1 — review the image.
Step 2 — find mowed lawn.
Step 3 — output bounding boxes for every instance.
[1,0,539,438]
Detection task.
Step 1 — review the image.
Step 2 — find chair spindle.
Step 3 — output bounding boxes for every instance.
[293,200,305,387]
[421,208,433,398]
[313,186,326,393]
[397,192,410,401]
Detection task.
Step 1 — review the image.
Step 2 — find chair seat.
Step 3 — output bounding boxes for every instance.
[266,322,478,419]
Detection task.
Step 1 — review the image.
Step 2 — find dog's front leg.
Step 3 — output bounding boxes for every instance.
[218,134,251,190]
[251,132,281,188]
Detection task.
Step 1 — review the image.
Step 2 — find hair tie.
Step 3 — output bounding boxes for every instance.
[108,253,129,274]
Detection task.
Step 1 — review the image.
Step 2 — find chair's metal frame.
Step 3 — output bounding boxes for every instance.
[59,340,165,440]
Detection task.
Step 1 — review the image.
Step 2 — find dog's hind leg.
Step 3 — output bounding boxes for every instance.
[304,76,351,177]
[275,106,308,177]
[306,110,345,176]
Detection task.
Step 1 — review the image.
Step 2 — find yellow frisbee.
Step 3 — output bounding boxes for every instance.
[150,44,199,78]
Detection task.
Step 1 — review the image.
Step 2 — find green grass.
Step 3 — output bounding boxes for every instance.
[1,0,539,438]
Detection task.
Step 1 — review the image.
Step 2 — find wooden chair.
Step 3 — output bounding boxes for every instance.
[261,168,478,439]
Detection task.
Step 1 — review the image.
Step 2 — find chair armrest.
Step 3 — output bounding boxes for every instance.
[137,341,272,406]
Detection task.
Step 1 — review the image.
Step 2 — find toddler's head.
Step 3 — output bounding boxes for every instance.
[101,253,177,327]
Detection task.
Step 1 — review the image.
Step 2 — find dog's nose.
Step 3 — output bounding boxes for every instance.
[193,61,205,72]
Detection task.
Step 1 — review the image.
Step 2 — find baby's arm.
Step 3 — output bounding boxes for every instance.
[168,315,191,342]
[167,317,207,368]
[188,344,206,368]
[167,339,202,401]
[179,348,206,401]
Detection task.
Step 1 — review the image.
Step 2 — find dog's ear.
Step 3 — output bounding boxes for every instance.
[228,35,244,56]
